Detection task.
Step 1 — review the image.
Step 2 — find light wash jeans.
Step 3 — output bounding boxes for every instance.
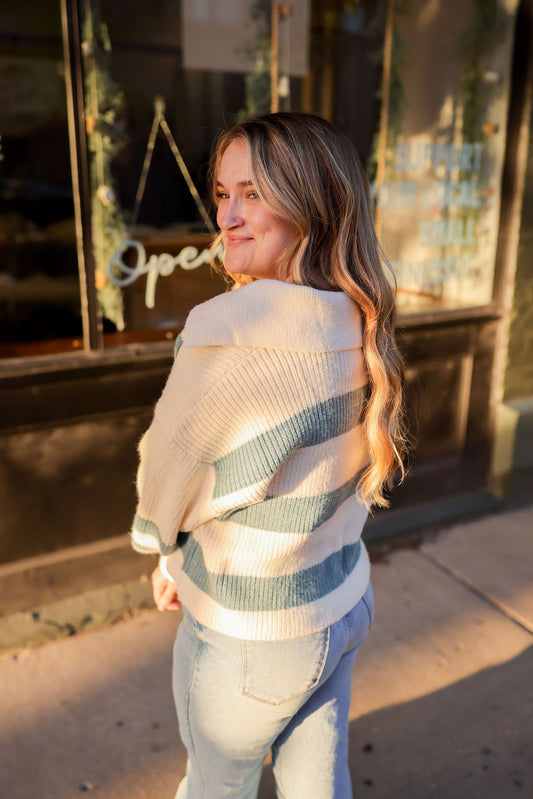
[173,585,374,799]
[172,582,374,799]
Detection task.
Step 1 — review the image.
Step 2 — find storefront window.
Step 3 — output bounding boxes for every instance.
[2,1,514,360]
[82,0,382,344]
[81,0,231,342]
[0,1,383,356]
[373,0,514,316]
[0,3,82,357]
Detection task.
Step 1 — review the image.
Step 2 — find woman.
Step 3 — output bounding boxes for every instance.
[132,112,406,799]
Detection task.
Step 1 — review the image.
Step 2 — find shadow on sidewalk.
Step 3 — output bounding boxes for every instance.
[259,645,533,799]
[1,608,531,799]
[0,613,184,799]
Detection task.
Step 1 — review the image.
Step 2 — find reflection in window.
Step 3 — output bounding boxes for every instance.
[84,0,381,343]
[0,3,82,357]
[0,1,515,362]
[374,0,512,316]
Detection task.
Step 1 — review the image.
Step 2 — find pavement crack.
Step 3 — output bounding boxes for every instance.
[419,550,533,636]
[41,618,77,636]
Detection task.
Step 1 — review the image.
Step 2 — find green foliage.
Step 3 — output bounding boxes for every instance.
[383,23,407,145]
[240,36,272,119]
[367,1,408,181]
[236,0,272,120]
[82,2,126,330]
[456,0,510,144]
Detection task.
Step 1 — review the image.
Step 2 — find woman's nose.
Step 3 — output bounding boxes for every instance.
[217,198,243,230]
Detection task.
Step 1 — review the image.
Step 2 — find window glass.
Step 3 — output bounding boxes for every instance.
[0,1,519,358]
[0,3,82,358]
[83,0,237,343]
[374,0,514,316]
[84,0,381,343]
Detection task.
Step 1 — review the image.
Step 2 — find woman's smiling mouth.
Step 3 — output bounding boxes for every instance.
[226,235,252,246]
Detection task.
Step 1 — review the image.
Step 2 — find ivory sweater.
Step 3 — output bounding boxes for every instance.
[131,279,371,641]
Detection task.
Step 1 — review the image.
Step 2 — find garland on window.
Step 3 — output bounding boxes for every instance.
[453,0,511,239]
[237,0,408,164]
[81,0,126,331]
[365,0,408,183]
[236,0,272,120]
[456,0,510,145]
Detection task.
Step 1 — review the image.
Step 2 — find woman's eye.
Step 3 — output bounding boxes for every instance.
[216,191,229,200]
[246,191,259,200]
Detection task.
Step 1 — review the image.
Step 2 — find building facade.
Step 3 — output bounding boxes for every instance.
[1,0,532,564]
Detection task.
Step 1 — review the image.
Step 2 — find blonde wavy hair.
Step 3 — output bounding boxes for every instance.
[209,112,407,508]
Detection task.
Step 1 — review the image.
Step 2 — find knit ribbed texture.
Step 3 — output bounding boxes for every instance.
[131,280,370,641]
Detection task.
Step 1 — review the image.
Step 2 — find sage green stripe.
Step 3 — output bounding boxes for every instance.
[133,513,176,555]
[179,535,362,612]
[218,474,361,534]
[213,386,367,499]
[174,332,184,359]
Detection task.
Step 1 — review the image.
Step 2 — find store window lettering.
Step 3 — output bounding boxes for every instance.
[422,178,480,209]
[391,255,477,287]
[109,239,223,309]
[394,141,484,173]
[374,181,418,210]
[374,178,482,211]
[373,141,485,209]
[419,217,476,248]
[373,177,481,211]
[372,138,492,304]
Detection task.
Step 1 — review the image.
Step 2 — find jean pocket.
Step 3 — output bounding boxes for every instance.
[241,627,330,705]
[361,582,375,627]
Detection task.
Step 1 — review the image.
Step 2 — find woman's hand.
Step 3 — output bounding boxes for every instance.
[151,565,181,612]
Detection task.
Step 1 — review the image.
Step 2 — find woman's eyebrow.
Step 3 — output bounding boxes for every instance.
[216,179,254,188]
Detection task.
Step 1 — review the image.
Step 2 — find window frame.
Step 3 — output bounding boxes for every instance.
[0,0,516,376]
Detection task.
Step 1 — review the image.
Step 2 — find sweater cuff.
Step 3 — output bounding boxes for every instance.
[159,555,175,583]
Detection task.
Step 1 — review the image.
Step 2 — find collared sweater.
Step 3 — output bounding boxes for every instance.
[131,279,370,641]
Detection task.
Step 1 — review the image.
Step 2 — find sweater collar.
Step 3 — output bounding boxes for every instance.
[183,279,362,353]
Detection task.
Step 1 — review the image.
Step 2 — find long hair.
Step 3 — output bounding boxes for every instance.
[209,112,407,507]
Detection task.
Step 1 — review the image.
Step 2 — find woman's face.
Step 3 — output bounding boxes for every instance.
[216,139,297,281]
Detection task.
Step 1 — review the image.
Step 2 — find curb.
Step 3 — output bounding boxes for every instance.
[0,577,155,655]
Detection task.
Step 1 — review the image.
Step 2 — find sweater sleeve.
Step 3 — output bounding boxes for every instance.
[130,417,207,557]
[130,339,251,557]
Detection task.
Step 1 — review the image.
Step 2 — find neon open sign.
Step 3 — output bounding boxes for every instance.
[108,238,223,309]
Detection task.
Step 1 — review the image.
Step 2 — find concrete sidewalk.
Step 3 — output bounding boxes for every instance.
[0,505,531,798]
